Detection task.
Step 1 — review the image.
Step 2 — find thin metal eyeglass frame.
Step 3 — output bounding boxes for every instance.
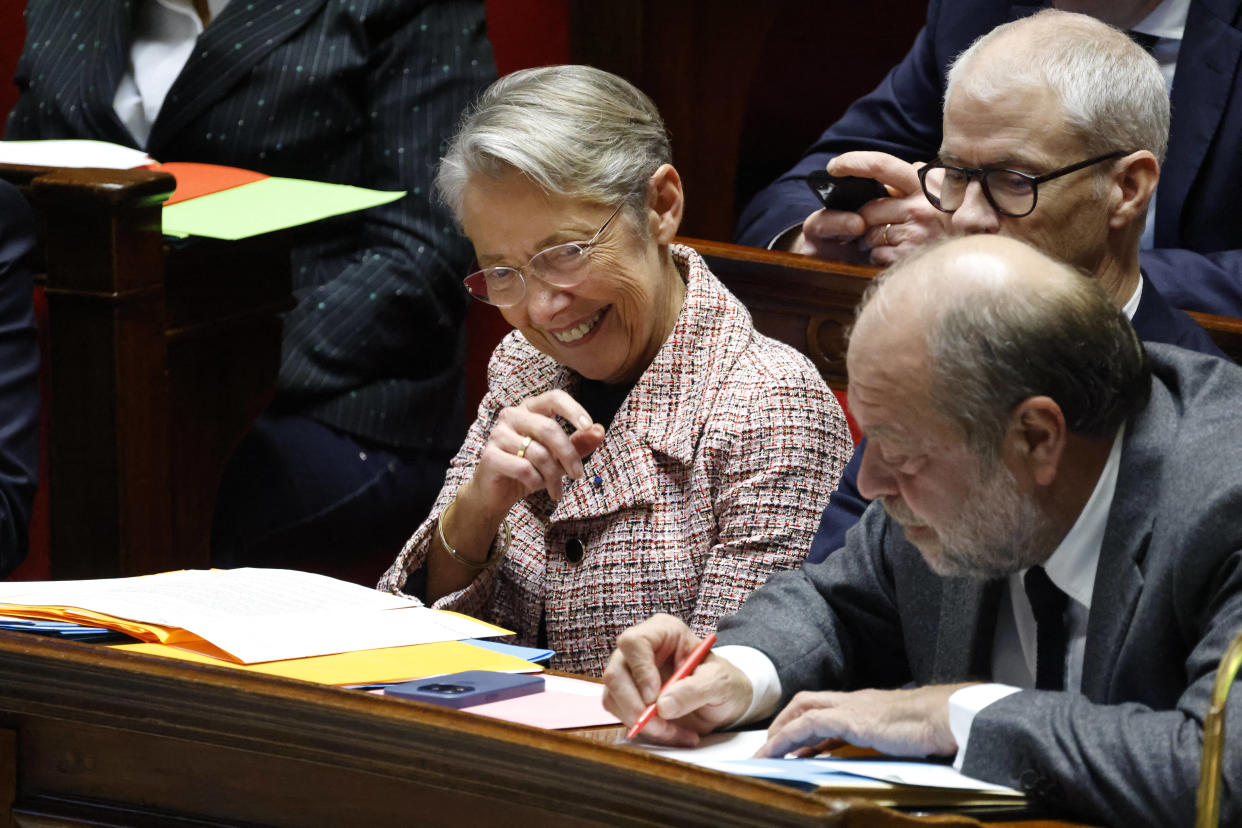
[917,151,1129,218]
[463,203,625,307]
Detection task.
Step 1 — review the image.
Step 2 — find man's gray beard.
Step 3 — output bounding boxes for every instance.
[883,460,1057,580]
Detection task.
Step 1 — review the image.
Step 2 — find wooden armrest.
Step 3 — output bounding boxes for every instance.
[1186,310,1242,364]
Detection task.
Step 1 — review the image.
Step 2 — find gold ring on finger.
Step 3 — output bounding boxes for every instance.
[882,223,893,246]
[516,435,534,460]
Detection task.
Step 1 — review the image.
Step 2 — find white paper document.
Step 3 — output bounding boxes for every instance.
[640,729,769,763]
[639,729,1021,795]
[0,568,506,663]
[0,139,155,169]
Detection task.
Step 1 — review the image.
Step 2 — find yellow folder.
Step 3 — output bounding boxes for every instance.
[111,639,541,686]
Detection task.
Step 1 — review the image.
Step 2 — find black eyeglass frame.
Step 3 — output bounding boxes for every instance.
[462,203,625,307]
[917,151,1130,218]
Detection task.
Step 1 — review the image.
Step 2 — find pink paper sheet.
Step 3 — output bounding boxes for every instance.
[464,674,620,729]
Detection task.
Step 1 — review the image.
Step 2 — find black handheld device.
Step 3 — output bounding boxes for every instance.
[383,671,545,709]
[806,170,888,213]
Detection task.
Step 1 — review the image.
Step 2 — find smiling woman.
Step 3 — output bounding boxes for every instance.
[377,66,853,675]
[459,170,685,385]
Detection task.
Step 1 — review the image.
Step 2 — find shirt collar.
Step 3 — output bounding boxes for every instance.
[1131,0,1189,40]
[1038,425,1126,609]
[1015,281,1137,612]
[1121,276,1143,321]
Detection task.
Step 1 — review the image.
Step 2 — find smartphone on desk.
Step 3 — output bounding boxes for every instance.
[384,671,545,709]
[806,170,888,213]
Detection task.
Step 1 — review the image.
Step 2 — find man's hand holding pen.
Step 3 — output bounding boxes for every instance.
[602,614,752,747]
[603,613,971,761]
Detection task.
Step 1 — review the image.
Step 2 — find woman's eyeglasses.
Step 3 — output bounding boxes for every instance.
[463,204,624,307]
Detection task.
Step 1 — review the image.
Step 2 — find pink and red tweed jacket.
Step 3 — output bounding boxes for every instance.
[378,245,851,675]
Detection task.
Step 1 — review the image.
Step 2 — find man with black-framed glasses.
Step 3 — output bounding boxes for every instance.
[916,151,1127,219]
[798,10,1228,565]
[736,0,1242,322]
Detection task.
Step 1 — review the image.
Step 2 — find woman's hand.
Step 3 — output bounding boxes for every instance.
[427,390,605,601]
[464,389,605,519]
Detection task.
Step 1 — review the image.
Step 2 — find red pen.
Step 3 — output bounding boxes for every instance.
[626,632,717,740]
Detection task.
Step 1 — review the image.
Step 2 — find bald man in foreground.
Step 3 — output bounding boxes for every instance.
[603,236,1242,827]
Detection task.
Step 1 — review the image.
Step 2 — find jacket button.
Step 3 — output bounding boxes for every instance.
[565,538,585,565]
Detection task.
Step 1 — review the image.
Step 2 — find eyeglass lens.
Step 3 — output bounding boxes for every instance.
[923,166,1037,217]
[463,203,623,307]
[921,152,1125,218]
[465,243,593,306]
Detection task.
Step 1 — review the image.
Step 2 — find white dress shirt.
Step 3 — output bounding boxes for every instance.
[112,0,232,148]
[1132,0,1189,91]
[948,425,1124,769]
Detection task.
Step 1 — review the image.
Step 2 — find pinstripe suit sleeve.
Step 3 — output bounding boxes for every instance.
[274,1,494,446]
[0,181,40,576]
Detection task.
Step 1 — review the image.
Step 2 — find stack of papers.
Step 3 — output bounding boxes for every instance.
[464,638,554,663]
[0,139,403,240]
[152,162,403,240]
[0,138,155,168]
[0,615,131,642]
[110,639,540,686]
[0,567,624,731]
[641,731,1025,808]
[0,569,551,687]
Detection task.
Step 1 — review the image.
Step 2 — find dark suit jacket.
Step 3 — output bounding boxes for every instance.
[0,180,39,576]
[8,0,495,452]
[717,344,1242,827]
[807,275,1226,563]
[735,0,1242,318]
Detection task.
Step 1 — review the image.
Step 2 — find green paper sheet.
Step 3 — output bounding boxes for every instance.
[161,176,405,240]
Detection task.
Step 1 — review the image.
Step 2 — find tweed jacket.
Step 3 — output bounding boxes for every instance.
[7,0,494,452]
[718,344,1242,827]
[380,245,852,675]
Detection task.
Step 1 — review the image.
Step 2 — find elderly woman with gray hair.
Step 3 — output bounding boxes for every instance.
[378,66,851,675]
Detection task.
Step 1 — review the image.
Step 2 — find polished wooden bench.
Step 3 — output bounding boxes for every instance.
[0,163,293,580]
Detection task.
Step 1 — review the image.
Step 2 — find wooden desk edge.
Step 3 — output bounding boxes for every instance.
[0,632,1097,826]
[0,632,865,826]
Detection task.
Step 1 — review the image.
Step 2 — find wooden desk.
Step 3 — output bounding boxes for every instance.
[0,164,293,580]
[0,631,1087,827]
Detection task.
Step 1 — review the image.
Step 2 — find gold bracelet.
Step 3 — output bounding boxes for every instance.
[437,498,510,571]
